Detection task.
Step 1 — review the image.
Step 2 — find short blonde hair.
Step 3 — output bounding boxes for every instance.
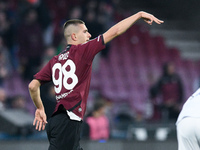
[63,19,85,30]
[63,19,85,41]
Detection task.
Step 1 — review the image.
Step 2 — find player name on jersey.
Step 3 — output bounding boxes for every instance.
[58,51,69,61]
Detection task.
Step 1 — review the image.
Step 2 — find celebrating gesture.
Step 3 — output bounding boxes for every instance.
[29,11,163,150]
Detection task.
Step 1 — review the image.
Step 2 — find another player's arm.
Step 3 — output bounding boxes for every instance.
[103,11,163,44]
[29,79,47,131]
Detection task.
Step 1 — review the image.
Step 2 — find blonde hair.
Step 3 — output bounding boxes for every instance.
[63,19,85,41]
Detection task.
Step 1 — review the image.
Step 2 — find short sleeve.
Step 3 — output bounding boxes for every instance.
[78,35,105,64]
[34,60,52,85]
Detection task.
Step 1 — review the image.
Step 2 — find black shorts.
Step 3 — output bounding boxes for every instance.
[46,110,83,150]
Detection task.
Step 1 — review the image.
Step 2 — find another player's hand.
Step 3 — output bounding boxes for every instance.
[139,11,164,25]
[33,108,47,131]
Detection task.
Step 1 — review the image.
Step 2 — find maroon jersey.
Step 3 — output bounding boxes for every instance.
[34,35,105,119]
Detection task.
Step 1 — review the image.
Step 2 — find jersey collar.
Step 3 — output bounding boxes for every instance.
[62,45,72,54]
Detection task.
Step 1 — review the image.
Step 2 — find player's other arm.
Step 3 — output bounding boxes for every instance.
[103,11,163,44]
[29,79,47,131]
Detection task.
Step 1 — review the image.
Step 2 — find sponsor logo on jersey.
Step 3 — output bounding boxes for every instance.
[56,89,73,101]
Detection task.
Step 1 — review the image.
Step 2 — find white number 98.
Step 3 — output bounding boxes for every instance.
[52,59,78,94]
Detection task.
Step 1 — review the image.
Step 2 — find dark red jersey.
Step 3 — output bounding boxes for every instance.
[34,35,105,119]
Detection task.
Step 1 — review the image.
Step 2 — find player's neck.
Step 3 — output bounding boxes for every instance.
[67,41,80,46]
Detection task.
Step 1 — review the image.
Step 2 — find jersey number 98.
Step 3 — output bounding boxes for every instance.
[52,60,78,94]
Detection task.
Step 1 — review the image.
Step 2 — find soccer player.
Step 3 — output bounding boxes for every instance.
[176,88,200,150]
[28,11,163,150]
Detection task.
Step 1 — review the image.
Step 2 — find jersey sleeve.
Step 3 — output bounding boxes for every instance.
[34,60,52,85]
[78,35,105,64]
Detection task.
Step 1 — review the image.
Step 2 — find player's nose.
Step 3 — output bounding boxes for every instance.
[88,32,91,39]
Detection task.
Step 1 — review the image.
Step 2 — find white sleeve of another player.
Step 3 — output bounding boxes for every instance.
[176,88,200,125]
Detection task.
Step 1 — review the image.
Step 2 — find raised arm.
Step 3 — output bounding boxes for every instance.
[103,11,163,44]
[29,79,47,131]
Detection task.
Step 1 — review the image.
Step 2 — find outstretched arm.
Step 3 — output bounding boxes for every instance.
[103,11,163,44]
[29,79,47,131]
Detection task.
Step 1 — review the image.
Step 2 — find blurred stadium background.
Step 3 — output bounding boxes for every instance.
[0,0,200,150]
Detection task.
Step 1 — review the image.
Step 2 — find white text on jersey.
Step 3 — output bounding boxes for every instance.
[58,52,69,61]
[56,89,73,101]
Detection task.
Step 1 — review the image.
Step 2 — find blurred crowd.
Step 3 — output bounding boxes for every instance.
[0,0,119,114]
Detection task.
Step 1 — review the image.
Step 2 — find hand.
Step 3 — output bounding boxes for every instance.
[139,11,164,25]
[33,108,47,131]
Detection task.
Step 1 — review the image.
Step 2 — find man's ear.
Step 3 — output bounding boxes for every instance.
[71,33,77,41]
